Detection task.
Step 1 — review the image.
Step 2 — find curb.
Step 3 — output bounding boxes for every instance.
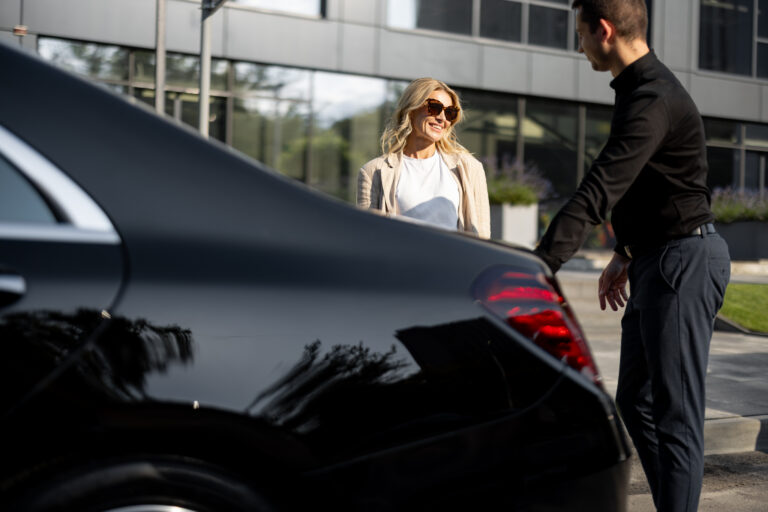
[704,415,768,455]
[714,315,768,337]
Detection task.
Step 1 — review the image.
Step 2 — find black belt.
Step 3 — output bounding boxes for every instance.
[624,223,716,259]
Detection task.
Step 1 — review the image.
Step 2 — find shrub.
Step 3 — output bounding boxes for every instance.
[481,156,551,205]
[711,188,768,223]
[487,177,539,205]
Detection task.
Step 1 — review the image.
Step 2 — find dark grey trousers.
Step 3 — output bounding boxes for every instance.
[616,232,730,512]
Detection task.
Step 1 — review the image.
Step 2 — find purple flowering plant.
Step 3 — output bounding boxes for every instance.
[481,156,552,206]
[711,188,768,223]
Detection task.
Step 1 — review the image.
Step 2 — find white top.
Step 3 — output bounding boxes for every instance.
[395,151,460,231]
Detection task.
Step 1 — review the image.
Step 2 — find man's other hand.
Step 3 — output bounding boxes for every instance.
[598,252,630,311]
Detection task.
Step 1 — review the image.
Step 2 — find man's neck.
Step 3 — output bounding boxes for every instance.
[610,39,651,77]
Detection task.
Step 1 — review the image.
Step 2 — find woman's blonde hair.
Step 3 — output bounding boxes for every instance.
[380,77,469,155]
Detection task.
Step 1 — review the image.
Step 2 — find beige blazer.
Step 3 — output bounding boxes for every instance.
[357,151,491,239]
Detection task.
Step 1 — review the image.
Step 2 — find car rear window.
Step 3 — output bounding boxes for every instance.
[0,154,57,225]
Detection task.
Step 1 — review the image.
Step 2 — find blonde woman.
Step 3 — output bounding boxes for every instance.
[357,78,490,238]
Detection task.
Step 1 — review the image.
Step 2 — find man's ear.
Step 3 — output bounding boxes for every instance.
[598,18,616,43]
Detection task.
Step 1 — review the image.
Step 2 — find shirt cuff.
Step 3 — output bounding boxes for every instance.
[614,244,630,259]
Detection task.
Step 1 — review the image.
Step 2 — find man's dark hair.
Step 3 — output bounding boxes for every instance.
[571,0,647,41]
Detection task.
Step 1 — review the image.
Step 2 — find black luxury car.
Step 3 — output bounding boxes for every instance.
[0,43,629,511]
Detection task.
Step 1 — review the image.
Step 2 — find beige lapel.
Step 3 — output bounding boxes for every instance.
[380,153,402,213]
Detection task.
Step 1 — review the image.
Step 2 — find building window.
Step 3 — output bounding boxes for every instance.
[389,1,651,51]
[705,118,768,198]
[699,0,761,77]
[388,0,473,35]
[389,0,574,50]
[230,0,325,17]
[646,0,653,43]
[523,97,578,199]
[480,0,522,42]
[529,3,569,49]
[415,0,473,35]
[455,89,521,175]
[37,38,128,81]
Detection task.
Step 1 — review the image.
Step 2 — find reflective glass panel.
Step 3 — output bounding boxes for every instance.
[645,0,653,43]
[233,63,311,100]
[38,37,128,81]
[0,155,57,224]
[454,89,520,179]
[308,72,389,200]
[706,147,738,190]
[232,96,309,180]
[528,5,569,49]
[230,0,322,16]
[745,123,768,148]
[166,54,199,89]
[699,0,752,75]
[704,119,740,145]
[165,54,228,91]
[134,50,155,84]
[480,0,522,42]
[524,98,578,199]
[704,119,741,144]
[133,88,227,142]
[134,88,156,110]
[758,42,768,79]
[745,151,763,190]
[585,105,613,166]
[759,0,768,38]
[102,83,129,95]
[135,51,226,90]
[210,60,229,91]
[388,0,473,35]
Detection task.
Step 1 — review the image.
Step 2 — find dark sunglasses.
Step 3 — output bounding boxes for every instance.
[424,98,460,122]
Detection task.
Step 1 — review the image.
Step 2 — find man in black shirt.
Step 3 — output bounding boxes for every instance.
[534,1,731,511]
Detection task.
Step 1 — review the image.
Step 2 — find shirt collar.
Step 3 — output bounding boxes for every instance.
[610,49,657,93]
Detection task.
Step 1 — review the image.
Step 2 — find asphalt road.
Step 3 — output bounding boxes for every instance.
[628,451,768,511]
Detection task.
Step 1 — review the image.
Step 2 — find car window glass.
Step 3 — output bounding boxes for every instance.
[0,154,57,224]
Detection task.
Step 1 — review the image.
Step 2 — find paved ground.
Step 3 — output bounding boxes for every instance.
[627,451,768,511]
[558,253,768,510]
[558,253,768,456]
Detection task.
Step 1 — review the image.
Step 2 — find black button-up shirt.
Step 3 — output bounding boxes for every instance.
[534,51,714,273]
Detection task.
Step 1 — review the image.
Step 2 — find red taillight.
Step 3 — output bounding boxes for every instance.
[473,265,602,386]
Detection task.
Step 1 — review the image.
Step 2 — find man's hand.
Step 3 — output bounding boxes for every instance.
[598,252,630,311]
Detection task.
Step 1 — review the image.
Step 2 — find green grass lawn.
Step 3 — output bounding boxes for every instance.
[720,283,768,333]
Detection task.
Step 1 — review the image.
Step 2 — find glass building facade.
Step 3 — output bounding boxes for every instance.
[38,32,768,208]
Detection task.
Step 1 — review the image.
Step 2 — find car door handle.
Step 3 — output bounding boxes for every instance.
[0,273,26,308]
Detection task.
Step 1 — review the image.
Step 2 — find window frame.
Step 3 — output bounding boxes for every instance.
[387,0,577,51]
[0,124,119,243]
[705,118,768,198]
[698,0,768,79]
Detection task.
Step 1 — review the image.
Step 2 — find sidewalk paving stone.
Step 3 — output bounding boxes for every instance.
[557,256,768,456]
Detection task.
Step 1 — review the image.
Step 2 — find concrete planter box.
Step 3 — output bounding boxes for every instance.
[715,221,768,261]
[490,203,538,249]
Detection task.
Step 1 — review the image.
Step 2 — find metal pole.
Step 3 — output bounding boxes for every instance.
[17,0,25,48]
[198,0,228,137]
[155,0,166,114]
[516,98,525,175]
[199,8,211,136]
[577,105,586,184]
